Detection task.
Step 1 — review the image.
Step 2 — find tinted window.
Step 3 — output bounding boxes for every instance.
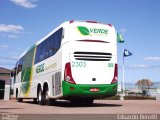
[16,56,24,75]
[35,28,63,64]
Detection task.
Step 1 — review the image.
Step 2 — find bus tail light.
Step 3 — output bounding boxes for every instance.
[86,20,97,23]
[69,20,74,24]
[111,64,118,84]
[64,62,76,84]
[107,24,113,27]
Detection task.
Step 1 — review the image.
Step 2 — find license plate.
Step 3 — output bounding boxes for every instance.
[90,88,99,92]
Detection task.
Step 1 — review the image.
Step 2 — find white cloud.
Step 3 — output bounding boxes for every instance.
[1,34,18,38]
[128,64,148,69]
[7,34,19,38]
[0,44,9,49]
[10,0,38,8]
[0,24,24,33]
[144,56,160,61]
[124,64,160,71]
[120,28,126,33]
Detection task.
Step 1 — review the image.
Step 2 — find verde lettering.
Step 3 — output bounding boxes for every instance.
[90,28,108,34]
[36,63,45,73]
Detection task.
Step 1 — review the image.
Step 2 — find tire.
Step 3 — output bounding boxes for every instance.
[83,99,94,106]
[33,98,37,103]
[46,98,55,106]
[16,89,23,102]
[18,98,23,102]
[70,99,94,106]
[37,88,46,105]
[16,89,18,100]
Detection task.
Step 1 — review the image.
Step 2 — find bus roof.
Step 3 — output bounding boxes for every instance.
[17,20,115,60]
[36,20,115,45]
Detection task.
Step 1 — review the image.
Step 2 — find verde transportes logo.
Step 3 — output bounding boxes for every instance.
[77,26,108,36]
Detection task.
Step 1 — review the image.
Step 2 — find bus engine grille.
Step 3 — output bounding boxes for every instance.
[74,52,112,61]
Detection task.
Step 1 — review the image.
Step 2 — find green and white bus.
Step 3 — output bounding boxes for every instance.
[13,20,118,105]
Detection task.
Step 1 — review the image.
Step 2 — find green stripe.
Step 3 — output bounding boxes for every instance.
[62,81,117,98]
[21,46,35,95]
[27,44,36,53]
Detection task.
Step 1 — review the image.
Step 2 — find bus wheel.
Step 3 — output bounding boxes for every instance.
[18,98,23,102]
[16,89,23,102]
[44,87,55,105]
[70,99,94,106]
[16,89,18,100]
[33,98,37,103]
[83,99,94,106]
[46,98,55,106]
[38,88,45,105]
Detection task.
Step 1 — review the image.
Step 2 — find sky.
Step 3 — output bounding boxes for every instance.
[0,0,160,83]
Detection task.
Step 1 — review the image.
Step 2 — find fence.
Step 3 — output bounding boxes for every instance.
[118,82,160,97]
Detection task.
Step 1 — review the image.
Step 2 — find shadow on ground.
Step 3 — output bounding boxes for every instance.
[22,100,122,108]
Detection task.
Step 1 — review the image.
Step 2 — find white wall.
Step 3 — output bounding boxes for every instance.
[4,85,10,100]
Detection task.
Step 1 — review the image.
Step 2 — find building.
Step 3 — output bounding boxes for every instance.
[0,67,11,100]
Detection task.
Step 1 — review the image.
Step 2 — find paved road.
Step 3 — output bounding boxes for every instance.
[0,100,160,120]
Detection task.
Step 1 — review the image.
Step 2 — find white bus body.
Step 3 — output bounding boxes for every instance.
[13,21,118,105]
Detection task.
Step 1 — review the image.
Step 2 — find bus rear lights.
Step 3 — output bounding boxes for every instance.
[65,76,71,82]
[111,64,118,84]
[86,20,97,23]
[69,20,74,24]
[77,40,109,43]
[107,24,113,27]
[64,62,76,84]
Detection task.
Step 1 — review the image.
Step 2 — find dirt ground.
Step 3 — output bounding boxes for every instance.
[0,99,160,114]
[0,100,160,120]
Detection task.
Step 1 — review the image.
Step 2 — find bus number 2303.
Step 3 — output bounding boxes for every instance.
[72,61,86,67]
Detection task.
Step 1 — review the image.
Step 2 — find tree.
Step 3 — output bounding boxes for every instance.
[136,79,153,96]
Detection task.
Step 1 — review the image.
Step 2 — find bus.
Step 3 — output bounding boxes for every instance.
[12,20,118,105]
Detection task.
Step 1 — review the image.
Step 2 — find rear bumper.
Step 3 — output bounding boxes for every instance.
[62,81,117,99]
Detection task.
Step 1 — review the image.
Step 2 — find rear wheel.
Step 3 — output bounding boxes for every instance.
[37,88,45,105]
[18,98,23,102]
[16,89,23,102]
[83,99,94,106]
[70,98,94,106]
[33,98,37,103]
[46,98,55,106]
[44,87,55,106]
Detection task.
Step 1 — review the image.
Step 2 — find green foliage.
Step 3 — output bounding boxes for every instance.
[137,79,153,96]
[124,96,156,100]
[98,95,156,100]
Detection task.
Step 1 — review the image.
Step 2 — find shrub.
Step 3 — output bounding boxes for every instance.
[124,96,156,100]
[98,95,156,100]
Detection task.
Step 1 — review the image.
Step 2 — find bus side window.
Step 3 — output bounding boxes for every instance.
[35,44,41,64]
[36,43,45,63]
[49,36,54,56]
[34,28,63,64]
[52,28,62,53]
[40,43,45,61]
[16,57,24,75]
